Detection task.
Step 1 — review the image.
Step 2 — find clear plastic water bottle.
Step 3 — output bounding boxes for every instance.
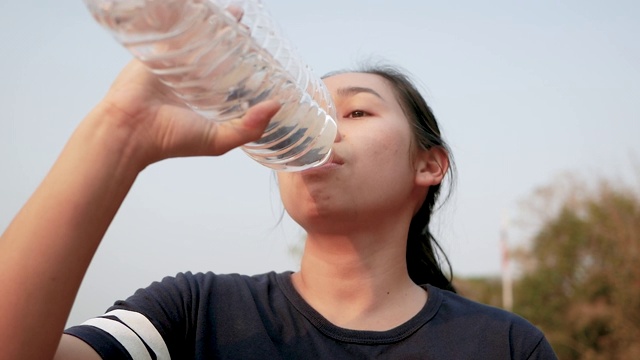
[83,0,337,171]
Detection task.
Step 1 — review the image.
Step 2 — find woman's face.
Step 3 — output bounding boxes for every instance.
[277,72,426,232]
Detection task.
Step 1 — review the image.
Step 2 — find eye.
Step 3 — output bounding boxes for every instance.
[346,110,369,118]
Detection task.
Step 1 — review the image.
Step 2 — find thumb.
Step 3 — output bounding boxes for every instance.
[212,100,281,154]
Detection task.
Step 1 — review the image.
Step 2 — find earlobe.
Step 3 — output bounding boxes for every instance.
[415,147,449,187]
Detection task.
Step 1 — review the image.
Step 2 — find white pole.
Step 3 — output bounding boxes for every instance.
[501,212,513,311]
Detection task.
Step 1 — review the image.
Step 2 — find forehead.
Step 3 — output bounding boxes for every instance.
[322,72,395,101]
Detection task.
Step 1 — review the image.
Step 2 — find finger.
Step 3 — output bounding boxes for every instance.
[212,100,281,154]
[226,5,244,22]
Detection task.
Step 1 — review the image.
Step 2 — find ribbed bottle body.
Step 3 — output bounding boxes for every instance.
[84,0,337,171]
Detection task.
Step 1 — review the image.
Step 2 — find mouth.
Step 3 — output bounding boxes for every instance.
[326,151,344,166]
[301,151,343,174]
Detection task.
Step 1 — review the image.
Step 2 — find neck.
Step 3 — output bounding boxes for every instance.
[292,222,427,331]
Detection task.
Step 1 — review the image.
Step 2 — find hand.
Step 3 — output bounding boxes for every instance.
[93,59,281,170]
[0,58,281,360]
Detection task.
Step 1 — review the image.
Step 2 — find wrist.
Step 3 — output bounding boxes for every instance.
[79,100,155,176]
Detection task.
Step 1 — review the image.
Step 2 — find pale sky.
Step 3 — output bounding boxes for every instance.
[1,1,638,326]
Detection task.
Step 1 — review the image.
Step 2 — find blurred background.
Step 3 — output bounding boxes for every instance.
[1,1,638,358]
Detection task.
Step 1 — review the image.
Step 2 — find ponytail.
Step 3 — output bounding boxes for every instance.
[407,183,456,292]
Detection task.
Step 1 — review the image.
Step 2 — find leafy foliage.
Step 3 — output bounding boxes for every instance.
[512,178,640,359]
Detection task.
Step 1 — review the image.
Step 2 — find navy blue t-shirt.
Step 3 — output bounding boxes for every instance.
[65,271,557,359]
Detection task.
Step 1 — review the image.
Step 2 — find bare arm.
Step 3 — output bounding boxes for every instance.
[0,60,279,359]
[54,335,102,360]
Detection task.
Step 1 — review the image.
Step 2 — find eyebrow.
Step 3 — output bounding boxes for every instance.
[336,86,385,101]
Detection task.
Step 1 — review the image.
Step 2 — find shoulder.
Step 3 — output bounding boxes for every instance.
[431,285,534,328]
[64,271,293,359]
[144,270,284,292]
[132,271,290,311]
[427,285,557,359]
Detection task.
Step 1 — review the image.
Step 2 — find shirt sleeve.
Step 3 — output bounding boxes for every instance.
[64,272,201,360]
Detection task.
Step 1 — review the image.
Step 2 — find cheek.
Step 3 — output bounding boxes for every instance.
[368,130,418,191]
[364,125,413,165]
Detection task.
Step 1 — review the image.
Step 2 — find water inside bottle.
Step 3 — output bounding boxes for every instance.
[85,0,337,171]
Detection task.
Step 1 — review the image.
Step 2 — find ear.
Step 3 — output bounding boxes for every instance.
[414,147,449,187]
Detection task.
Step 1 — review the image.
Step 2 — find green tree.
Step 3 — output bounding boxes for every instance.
[512,176,640,359]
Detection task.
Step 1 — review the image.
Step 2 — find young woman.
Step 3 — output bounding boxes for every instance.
[0,59,556,359]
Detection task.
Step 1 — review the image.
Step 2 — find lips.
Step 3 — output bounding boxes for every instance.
[300,151,343,174]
